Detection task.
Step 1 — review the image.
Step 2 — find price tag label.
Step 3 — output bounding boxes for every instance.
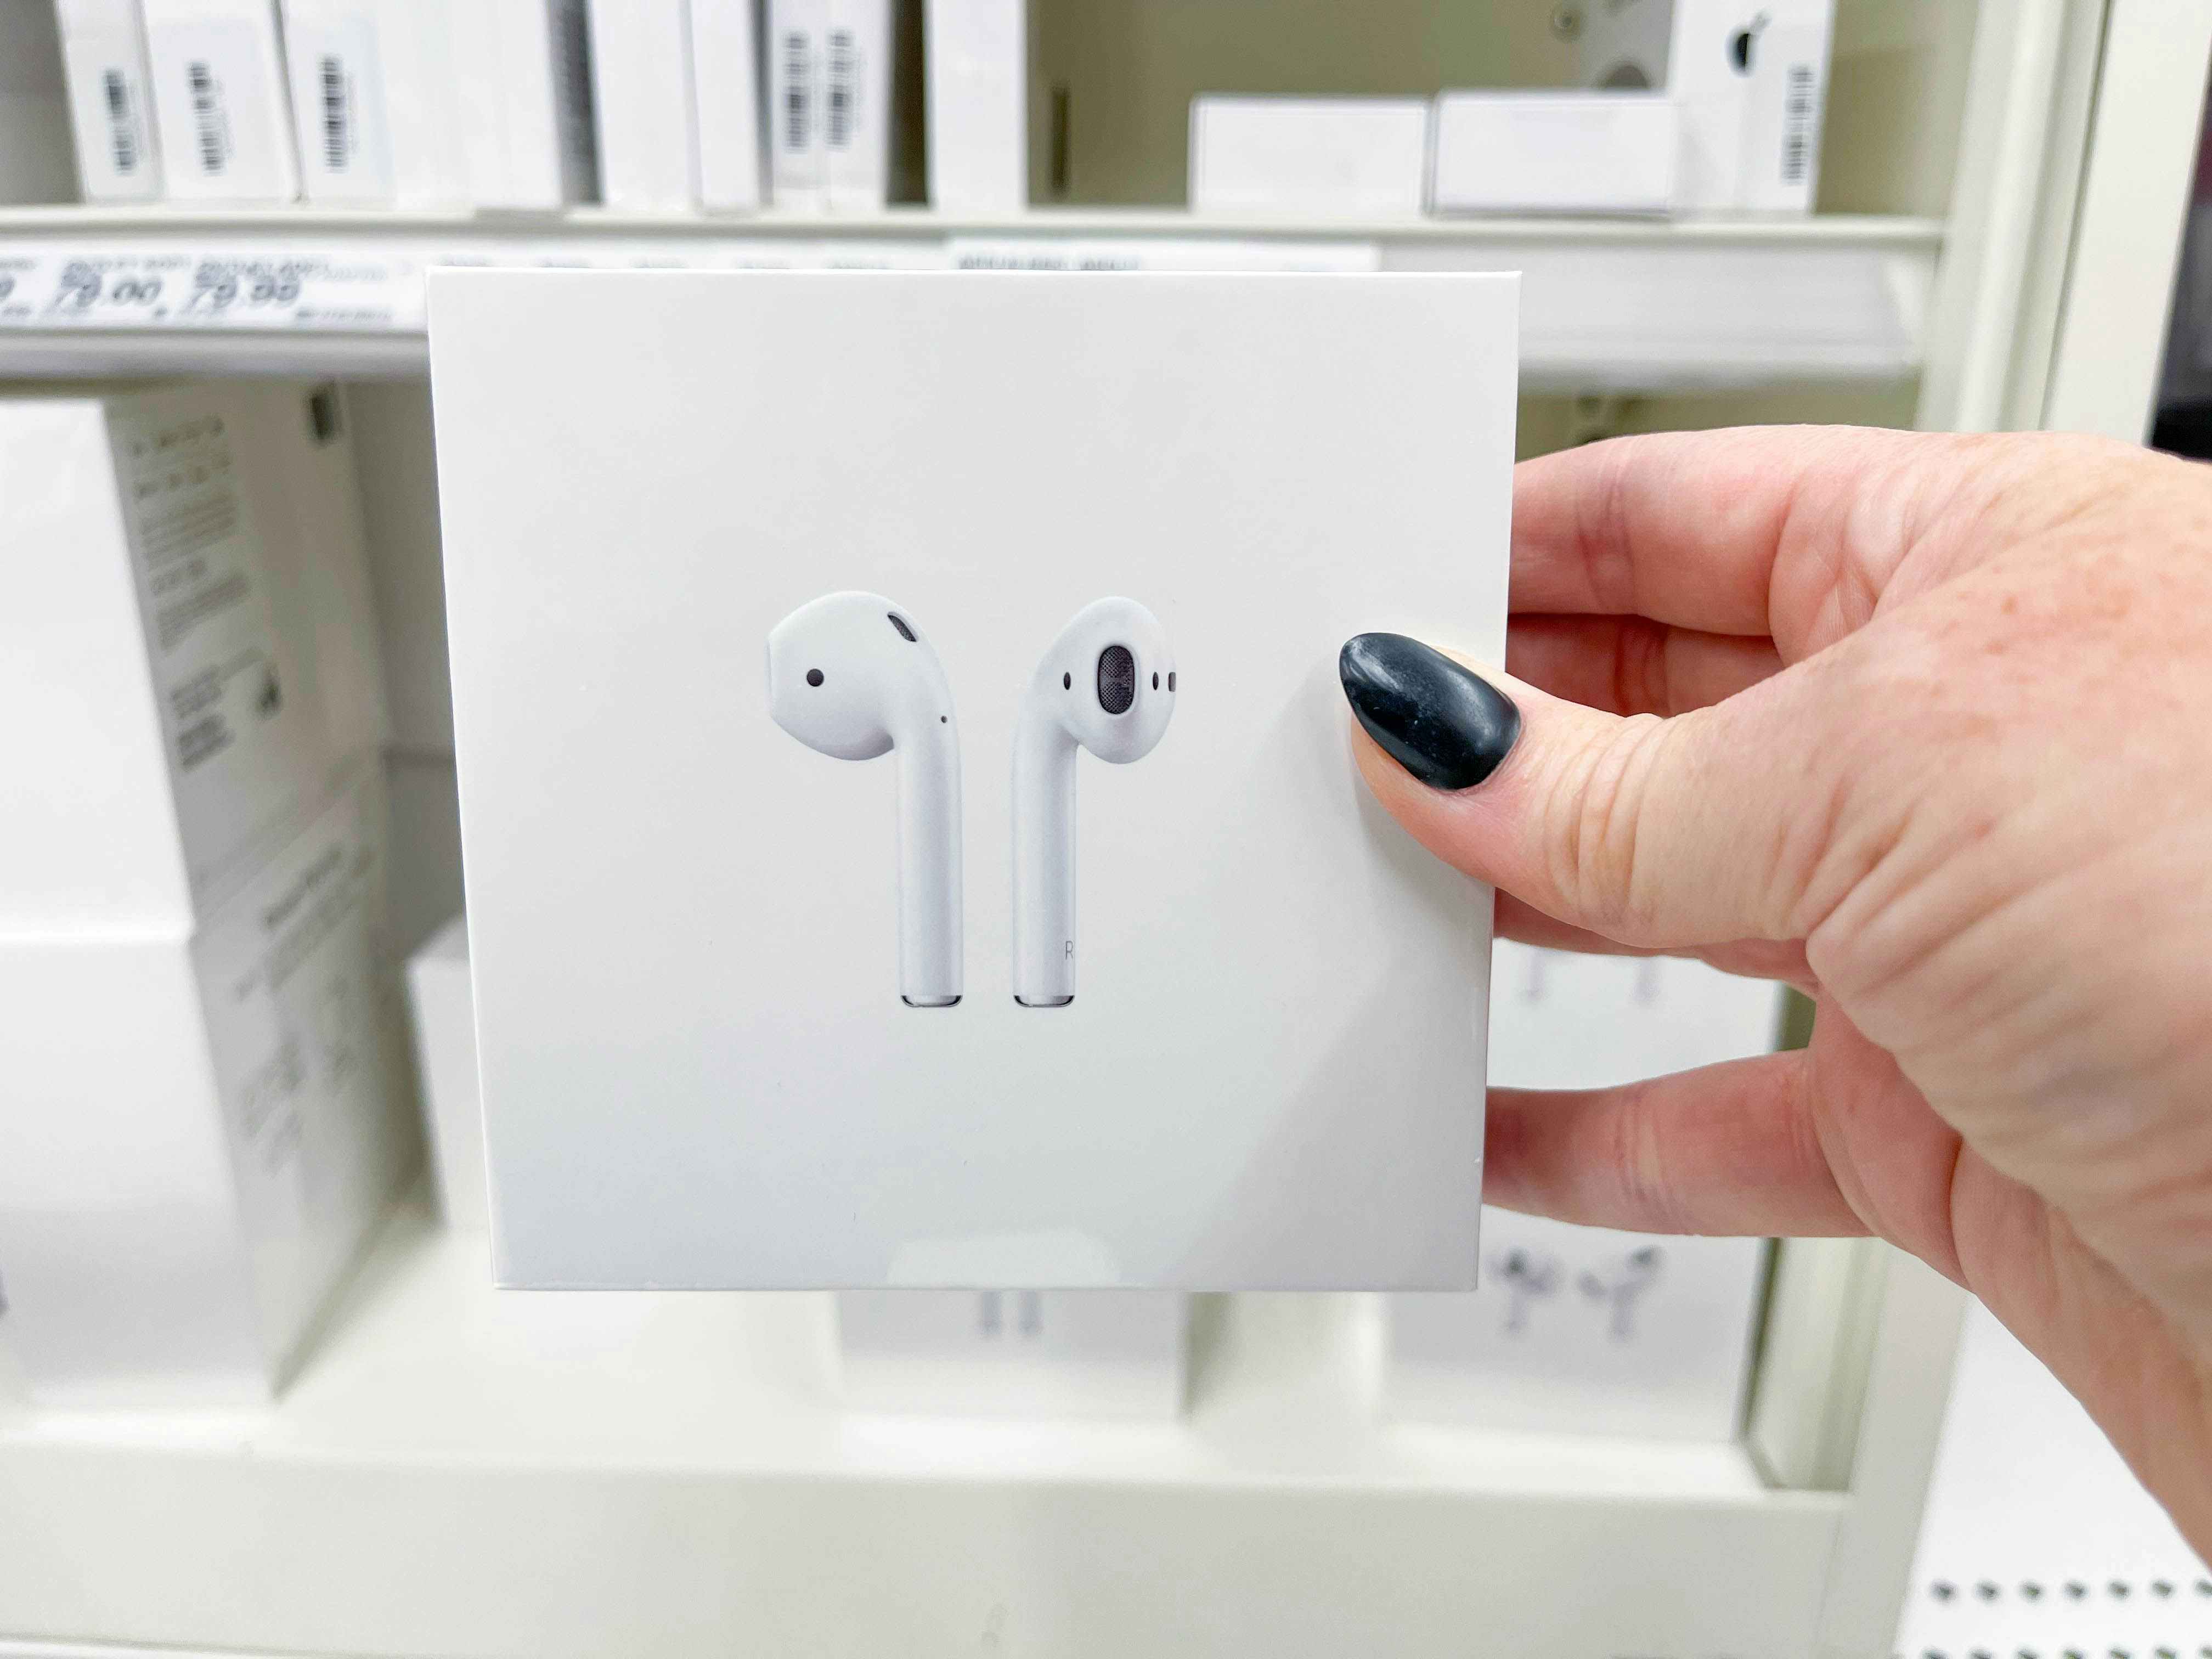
[0,247,424,331]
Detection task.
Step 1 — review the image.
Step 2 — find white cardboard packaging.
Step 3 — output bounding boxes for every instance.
[405,913,484,1232]
[142,0,301,201]
[924,0,1025,213]
[1385,944,1786,1440]
[279,0,468,205]
[428,269,1515,1291]
[590,0,700,211]
[1430,91,1678,216]
[1576,0,1834,214]
[0,383,385,935]
[1189,97,1430,218]
[765,0,827,207]
[821,0,891,210]
[0,764,416,1407]
[838,1291,1187,1418]
[690,0,765,211]
[55,0,166,201]
[448,0,599,208]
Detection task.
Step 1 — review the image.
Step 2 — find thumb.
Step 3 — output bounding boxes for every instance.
[1338,631,1830,949]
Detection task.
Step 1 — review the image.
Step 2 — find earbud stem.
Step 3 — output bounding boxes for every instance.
[898,719,962,1006]
[1011,709,1077,1006]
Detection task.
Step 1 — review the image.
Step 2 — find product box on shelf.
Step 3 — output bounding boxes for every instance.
[0,762,417,1408]
[838,1290,1188,1418]
[54,0,166,201]
[428,268,1515,1291]
[924,0,1027,213]
[1189,97,1431,218]
[690,0,765,211]
[0,382,385,935]
[447,0,598,208]
[0,2,78,205]
[279,0,469,205]
[1575,0,1835,214]
[1385,943,1786,1439]
[1429,91,1678,216]
[142,0,301,201]
[766,0,826,207]
[590,0,699,211]
[406,913,483,1232]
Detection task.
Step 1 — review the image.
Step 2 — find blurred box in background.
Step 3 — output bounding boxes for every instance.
[838,1290,1188,1419]
[1430,91,1677,216]
[280,0,469,206]
[406,913,482,1233]
[1385,944,1785,1438]
[55,0,166,201]
[590,0,701,211]
[691,0,768,211]
[926,0,1028,213]
[143,0,301,202]
[0,763,417,1408]
[1189,97,1430,218]
[447,0,599,208]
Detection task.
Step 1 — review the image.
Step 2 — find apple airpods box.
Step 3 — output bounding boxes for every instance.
[428,269,1515,1290]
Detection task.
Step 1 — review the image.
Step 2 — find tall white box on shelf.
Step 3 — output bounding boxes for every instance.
[142,0,301,201]
[690,0,765,211]
[1385,944,1787,1439]
[55,0,166,201]
[924,0,1025,213]
[821,0,892,210]
[0,765,417,1408]
[0,383,385,936]
[590,0,700,211]
[838,1291,1188,1418]
[447,0,599,208]
[429,269,1515,1291]
[1189,97,1430,218]
[279,0,469,205]
[765,0,826,207]
[1576,0,1834,214]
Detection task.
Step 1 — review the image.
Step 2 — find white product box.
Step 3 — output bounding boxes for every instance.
[0,765,416,1407]
[1576,0,1833,214]
[838,1290,1187,1418]
[428,269,1515,1291]
[591,0,699,211]
[0,382,386,934]
[1189,97,1430,218]
[0,2,78,204]
[924,0,1026,213]
[55,0,166,200]
[1430,91,1677,216]
[448,0,598,208]
[821,0,891,210]
[280,0,468,205]
[691,0,765,211]
[1385,943,1786,1440]
[766,0,827,207]
[143,0,301,201]
[405,913,483,1232]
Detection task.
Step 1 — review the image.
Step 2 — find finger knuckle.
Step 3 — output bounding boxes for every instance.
[1542,712,1672,936]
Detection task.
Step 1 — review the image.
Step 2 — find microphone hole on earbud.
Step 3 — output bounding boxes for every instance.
[805,668,824,687]
[887,613,917,642]
[1152,672,1159,690]
[1167,672,1176,692]
[1063,672,1071,690]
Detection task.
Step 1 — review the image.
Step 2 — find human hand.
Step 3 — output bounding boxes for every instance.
[1337,427,2212,1548]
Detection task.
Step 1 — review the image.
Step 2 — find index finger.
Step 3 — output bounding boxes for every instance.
[1509,425,1944,646]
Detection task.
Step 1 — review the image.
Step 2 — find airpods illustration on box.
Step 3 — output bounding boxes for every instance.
[768,592,963,1007]
[1012,598,1177,1007]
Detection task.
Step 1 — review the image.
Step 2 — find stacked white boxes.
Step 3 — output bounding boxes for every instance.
[0,383,416,1407]
[53,0,166,201]
[141,0,300,201]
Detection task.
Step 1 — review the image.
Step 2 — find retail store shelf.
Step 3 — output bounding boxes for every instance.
[0,206,1942,392]
[0,1192,1844,1657]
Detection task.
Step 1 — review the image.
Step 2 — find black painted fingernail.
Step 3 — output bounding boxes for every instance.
[1339,633,1521,791]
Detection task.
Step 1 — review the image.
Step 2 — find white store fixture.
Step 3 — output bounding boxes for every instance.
[1,1,2209,1654]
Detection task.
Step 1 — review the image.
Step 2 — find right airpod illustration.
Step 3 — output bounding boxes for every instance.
[1579,1245,1665,1341]
[1012,598,1176,1007]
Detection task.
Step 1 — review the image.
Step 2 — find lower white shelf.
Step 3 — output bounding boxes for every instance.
[0,206,1940,393]
[0,1191,1850,1658]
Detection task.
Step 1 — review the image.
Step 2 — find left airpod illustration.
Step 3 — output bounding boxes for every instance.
[768,592,962,1006]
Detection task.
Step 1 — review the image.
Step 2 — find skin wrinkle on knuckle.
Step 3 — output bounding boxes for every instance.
[1546,710,1669,938]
